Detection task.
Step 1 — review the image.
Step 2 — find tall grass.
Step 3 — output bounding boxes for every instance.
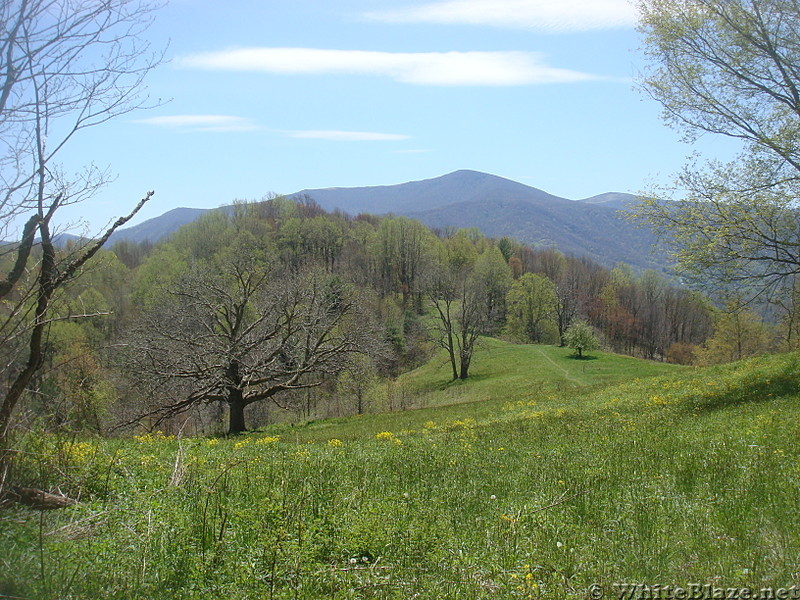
[3,347,800,599]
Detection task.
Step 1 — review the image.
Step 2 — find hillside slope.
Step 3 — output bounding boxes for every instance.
[108,207,210,245]
[407,197,660,271]
[6,346,800,598]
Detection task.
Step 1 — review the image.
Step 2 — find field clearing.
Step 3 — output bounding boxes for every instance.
[3,344,800,599]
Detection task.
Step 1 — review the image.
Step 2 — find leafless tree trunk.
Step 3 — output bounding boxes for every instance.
[123,252,379,434]
[427,263,490,381]
[0,0,162,473]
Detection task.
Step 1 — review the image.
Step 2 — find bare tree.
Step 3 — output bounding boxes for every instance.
[427,267,461,382]
[124,248,378,434]
[0,0,162,449]
[427,258,492,381]
[375,216,435,311]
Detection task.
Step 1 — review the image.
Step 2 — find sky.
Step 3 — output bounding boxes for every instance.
[56,0,740,233]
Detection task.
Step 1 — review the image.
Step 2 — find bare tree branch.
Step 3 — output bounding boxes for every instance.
[122,256,379,434]
[0,0,162,451]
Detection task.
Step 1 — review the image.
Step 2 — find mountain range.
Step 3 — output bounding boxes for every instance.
[108,170,667,272]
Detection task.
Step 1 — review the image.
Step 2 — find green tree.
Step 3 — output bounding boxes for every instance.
[131,245,190,310]
[563,320,600,359]
[471,246,513,334]
[375,217,436,311]
[427,239,493,380]
[695,300,772,365]
[634,0,800,300]
[169,210,235,263]
[337,355,379,415]
[506,273,558,343]
[40,321,115,434]
[775,277,800,350]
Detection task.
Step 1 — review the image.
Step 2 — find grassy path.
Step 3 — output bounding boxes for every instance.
[537,347,586,385]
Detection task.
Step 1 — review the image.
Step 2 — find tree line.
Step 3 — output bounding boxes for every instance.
[2,195,733,436]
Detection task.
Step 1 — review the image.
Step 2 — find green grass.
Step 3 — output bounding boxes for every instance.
[366,337,680,408]
[3,345,800,599]
[268,340,680,443]
[399,337,682,398]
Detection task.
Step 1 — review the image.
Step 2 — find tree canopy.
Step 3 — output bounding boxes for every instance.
[634,0,800,301]
[564,320,600,359]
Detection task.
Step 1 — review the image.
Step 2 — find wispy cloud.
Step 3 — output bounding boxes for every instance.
[134,114,260,132]
[177,47,601,86]
[286,130,411,142]
[364,0,637,32]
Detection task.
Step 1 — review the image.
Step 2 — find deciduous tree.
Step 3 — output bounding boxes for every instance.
[695,298,772,364]
[564,320,600,359]
[506,273,558,344]
[470,246,512,335]
[634,0,800,300]
[427,239,492,380]
[125,239,376,434]
[375,217,435,311]
[0,0,162,449]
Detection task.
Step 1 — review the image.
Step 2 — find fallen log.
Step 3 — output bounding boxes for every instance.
[4,486,77,510]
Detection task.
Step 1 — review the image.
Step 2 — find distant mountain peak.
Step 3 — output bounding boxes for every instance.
[579,191,639,210]
[293,169,567,215]
[108,170,659,272]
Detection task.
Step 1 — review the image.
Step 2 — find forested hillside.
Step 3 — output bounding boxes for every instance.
[3,195,730,438]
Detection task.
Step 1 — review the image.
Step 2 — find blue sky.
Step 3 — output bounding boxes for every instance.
[58,0,738,232]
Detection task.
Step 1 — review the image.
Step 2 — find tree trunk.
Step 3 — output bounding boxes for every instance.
[444,311,458,380]
[228,390,247,435]
[459,354,470,380]
[0,216,56,445]
[448,343,458,381]
[6,486,77,510]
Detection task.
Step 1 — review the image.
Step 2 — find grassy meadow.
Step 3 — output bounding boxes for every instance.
[3,342,800,599]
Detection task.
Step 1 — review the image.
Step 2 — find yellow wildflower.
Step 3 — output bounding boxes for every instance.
[134,431,174,443]
[256,435,280,445]
[375,431,403,444]
[63,441,96,465]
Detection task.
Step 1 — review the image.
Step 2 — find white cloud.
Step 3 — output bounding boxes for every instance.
[286,130,411,141]
[177,47,600,86]
[134,114,260,132]
[365,0,637,32]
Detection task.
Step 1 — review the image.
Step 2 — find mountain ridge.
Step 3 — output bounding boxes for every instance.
[293,169,590,215]
[106,170,664,272]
